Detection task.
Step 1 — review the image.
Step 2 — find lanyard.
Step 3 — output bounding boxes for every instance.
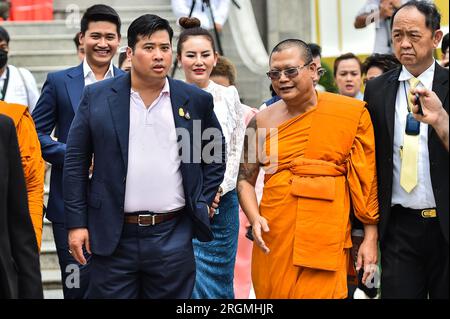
[0,67,10,101]
[402,81,412,113]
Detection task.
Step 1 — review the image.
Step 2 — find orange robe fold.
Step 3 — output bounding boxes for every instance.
[0,102,45,250]
[252,92,379,299]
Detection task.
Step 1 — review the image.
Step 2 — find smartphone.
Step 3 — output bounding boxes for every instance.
[415,93,424,115]
[245,226,254,241]
[357,268,378,298]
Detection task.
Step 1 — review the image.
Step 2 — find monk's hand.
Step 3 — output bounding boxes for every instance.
[68,228,91,265]
[252,216,270,254]
[356,236,378,286]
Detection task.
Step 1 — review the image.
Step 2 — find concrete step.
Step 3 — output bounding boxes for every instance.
[40,240,60,271]
[10,35,78,52]
[54,5,174,21]
[9,49,79,67]
[41,269,62,290]
[53,0,169,10]
[9,31,183,52]
[2,18,178,36]
[44,289,64,299]
[41,218,54,243]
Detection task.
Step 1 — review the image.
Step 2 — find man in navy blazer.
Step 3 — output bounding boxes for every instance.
[63,14,226,299]
[32,5,123,299]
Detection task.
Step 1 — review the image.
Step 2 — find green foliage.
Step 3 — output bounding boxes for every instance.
[319,62,338,93]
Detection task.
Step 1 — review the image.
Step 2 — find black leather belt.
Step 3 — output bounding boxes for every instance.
[124,208,183,226]
[392,205,437,218]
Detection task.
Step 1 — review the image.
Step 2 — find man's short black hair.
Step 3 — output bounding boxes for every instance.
[308,43,322,58]
[73,32,81,48]
[391,0,441,33]
[128,14,173,50]
[80,4,121,36]
[334,53,362,76]
[270,39,313,65]
[362,53,401,75]
[442,33,449,55]
[118,51,127,68]
[0,26,10,44]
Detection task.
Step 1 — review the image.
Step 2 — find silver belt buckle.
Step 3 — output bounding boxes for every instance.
[138,214,155,226]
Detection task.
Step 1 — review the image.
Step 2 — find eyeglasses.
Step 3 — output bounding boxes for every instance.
[266,62,311,80]
[317,68,327,77]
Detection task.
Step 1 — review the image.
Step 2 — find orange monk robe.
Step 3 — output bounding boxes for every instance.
[0,102,45,251]
[252,92,379,299]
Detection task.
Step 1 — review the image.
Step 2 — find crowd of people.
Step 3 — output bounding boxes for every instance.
[0,0,448,300]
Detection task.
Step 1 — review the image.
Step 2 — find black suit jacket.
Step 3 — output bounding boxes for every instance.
[63,74,226,256]
[364,63,449,243]
[0,114,43,299]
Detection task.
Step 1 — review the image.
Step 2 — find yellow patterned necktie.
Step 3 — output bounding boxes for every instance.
[400,77,420,193]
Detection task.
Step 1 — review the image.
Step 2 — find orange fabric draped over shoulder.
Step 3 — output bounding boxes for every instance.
[0,101,45,251]
[252,92,378,299]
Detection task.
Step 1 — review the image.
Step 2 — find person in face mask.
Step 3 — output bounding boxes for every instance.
[0,26,40,113]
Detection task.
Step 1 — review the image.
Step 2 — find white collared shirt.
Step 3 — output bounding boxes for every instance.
[83,59,114,86]
[391,61,436,209]
[124,79,185,213]
[0,65,39,113]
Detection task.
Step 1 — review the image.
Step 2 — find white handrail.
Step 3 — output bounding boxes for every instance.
[228,0,269,74]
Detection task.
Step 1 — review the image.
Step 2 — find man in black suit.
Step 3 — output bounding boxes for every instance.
[364,1,448,299]
[0,114,43,299]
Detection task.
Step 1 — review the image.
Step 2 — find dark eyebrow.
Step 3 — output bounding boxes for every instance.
[143,42,171,46]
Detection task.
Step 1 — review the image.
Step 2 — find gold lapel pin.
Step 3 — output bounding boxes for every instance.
[178,107,185,117]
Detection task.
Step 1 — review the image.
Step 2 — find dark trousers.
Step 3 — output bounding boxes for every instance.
[52,222,90,299]
[87,213,195,299]
[381,205,449,299]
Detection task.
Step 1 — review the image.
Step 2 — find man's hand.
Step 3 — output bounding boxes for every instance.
[379,0,395,19]
[68,228,91,265]
[214,23,223,33]
[252,216,270,254]
[411,88,447,127]
[356,236,378,285]
[391,0,402,9]
[410,88,449,152]
[209,191,221,218]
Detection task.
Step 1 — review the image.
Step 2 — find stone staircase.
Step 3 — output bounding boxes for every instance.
[3,0,269,299]
[40,218,63,299]
[5,0,269,107]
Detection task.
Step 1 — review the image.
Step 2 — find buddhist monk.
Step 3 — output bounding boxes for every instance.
[237,39,379,299]
[0,101,45,250]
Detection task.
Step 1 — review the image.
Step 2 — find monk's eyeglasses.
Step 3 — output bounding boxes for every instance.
[266,61,312,80]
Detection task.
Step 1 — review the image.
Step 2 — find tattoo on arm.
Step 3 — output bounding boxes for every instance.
[237,116,260,188]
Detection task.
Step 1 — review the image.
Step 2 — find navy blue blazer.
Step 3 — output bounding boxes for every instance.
[63,73,226,256]
[32,63,124,223]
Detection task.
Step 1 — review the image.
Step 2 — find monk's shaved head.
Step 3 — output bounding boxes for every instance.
[270,39,313,65]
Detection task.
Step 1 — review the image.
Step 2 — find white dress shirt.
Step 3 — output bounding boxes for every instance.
[205,80,245,195]
[83,59,114,86]
[171,0,231,30]
[124,79,185,213]
[0,64,39,113]
[391,62,436,209]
